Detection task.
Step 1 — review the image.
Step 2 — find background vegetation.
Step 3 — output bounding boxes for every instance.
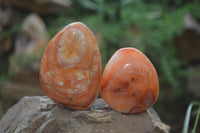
[1,0,200,132]
[46,0,200,132]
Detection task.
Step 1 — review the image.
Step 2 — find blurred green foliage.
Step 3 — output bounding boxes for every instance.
[0,0,198,130]
[0,23,20,41]
[45,0,200,128]
[0,22,21,82]
[46,0,200,96]
[0,0,198,131]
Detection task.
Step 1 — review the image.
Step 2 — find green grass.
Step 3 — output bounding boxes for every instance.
[183,101,200,133]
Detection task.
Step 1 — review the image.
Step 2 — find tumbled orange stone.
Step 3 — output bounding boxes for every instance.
[39,22,102,110]
[100,47,159,113]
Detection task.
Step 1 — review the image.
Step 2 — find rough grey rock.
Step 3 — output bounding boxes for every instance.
[0,96,170,133]
[0,0,71,15]
[14,13,49,57]
[0,100,11,120]
[184,13,200,34]
[1,13,47,104]
[10,13,49,73]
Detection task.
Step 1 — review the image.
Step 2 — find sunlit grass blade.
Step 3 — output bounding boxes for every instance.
[182,102,200,133]
[192,105,200,133]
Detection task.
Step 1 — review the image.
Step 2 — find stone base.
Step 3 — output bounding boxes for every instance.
[0,96,170,133]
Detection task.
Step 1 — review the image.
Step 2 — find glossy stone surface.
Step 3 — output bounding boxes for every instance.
[100,47,159,113]
[40,22,102,110]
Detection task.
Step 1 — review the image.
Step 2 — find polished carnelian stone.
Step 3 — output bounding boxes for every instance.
[40,22,102,110]
[100,47,159,113]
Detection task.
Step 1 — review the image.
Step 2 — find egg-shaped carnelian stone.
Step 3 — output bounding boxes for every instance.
[100,47,159,113]
[40,22,102,110]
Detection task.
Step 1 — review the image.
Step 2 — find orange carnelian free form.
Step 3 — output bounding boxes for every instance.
[40,22,102,110]
[100,47,159,113]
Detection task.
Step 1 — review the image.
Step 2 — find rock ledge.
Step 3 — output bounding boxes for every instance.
[0,96,170,133]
